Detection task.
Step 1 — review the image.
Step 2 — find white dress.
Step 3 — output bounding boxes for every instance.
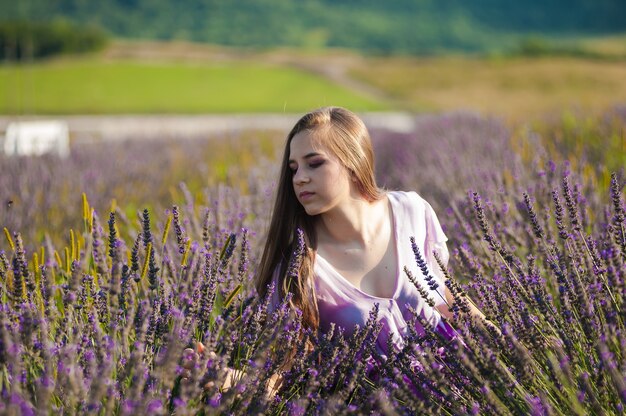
[313,191,454,355]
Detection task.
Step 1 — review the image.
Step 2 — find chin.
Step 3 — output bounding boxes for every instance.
[301,204,324,216]
[303,207,320,216]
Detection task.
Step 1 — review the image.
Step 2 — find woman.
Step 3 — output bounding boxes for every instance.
[184,107,489,393]
[256,106,487,357]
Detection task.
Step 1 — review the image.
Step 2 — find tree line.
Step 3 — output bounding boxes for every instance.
[0,20,107,60]
[1,0,625,55]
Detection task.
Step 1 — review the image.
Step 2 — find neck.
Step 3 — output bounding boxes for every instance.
[316,194,387,246]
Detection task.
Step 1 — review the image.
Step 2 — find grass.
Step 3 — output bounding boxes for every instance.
[349,55,626,122]
[0,56,387,114]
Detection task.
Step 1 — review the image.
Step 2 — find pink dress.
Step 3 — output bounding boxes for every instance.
[314,191,455,356]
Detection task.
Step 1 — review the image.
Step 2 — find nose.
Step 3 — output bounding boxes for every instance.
[293,169,309,185]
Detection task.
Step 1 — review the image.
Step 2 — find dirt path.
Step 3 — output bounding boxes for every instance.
[263,51,396,106]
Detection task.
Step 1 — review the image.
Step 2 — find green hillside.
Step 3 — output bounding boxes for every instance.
[2,0,625,55]
[0,56,387,114]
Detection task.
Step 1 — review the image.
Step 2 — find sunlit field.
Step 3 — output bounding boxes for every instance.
[1,106,625,414]
[349,56,626,122]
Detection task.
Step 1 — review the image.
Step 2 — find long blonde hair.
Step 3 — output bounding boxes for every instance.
[255,106,384,331]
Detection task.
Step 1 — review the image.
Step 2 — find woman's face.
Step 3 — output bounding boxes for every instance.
[288,130,354,216]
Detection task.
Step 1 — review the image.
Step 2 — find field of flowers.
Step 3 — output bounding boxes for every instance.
[0,108,625,414]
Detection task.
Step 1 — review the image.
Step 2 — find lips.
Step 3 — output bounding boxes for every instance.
[299,191,315,201]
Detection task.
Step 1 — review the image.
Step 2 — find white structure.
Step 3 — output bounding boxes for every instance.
[3,120,70,157]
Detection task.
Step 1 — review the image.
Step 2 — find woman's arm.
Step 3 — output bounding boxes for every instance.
[181,341,280,397]
[436,286,483,320]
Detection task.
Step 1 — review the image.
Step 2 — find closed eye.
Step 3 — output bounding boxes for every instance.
[309,161,324,169]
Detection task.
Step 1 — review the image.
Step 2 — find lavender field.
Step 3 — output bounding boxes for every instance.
[0,109,625,415]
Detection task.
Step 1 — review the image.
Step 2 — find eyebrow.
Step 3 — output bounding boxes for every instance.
[288,152,323,164]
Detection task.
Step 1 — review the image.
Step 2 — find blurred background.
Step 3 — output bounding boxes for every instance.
[1,0,625,122]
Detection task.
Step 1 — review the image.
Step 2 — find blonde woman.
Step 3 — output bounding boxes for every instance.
[256,106,488,357]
